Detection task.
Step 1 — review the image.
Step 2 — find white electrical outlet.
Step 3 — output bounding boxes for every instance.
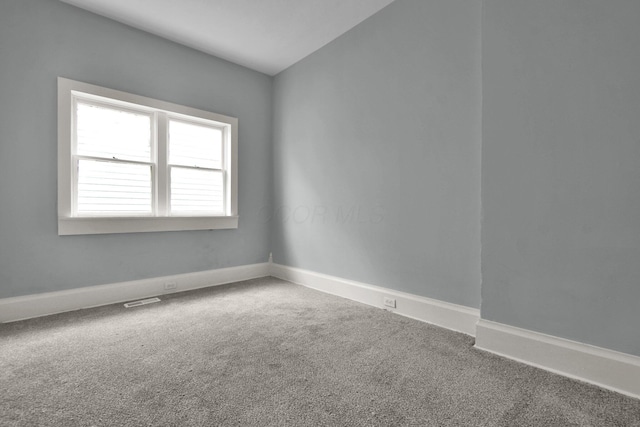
[164,282,177,291]
[383,297,396,308]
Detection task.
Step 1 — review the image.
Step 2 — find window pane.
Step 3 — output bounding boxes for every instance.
[170,167,224,214]
[76,101,151,162]
[77,159,152,215]
[169,120,222,169]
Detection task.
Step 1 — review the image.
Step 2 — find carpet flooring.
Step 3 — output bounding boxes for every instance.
[1,277,639,426]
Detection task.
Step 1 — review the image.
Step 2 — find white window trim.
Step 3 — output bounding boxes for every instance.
[58,77,238,235]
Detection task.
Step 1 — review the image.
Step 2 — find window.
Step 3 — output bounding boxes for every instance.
[58,77,238,235]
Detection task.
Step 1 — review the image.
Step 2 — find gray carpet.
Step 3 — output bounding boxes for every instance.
[1,277,639,426]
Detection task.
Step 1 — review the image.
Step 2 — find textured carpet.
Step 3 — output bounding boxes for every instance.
[1,277,639,426]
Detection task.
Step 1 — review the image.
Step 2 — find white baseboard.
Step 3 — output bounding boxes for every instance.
[270,263,480,336]
[475,319,640,399]
[7,260,637,400]
[0,263,270,323]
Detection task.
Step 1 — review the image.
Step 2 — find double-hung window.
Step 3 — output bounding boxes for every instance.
[58,77,238,235]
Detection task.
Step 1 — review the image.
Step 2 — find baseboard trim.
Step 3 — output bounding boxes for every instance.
[475,319,640,399]
[8,262,636,399]
[0,263,270,323]
[270,263,479,336]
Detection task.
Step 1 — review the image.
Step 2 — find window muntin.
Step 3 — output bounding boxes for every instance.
[58,77,238,235]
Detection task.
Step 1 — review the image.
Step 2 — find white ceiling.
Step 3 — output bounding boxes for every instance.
[60,0,396,76]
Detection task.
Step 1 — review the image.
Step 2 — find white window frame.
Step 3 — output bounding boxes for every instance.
[58,77,238,235]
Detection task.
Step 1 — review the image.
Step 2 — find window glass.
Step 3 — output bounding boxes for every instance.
[169,119,222,169]
[76,101,151,162]
[170,167,224,214]
[77,159,152,215]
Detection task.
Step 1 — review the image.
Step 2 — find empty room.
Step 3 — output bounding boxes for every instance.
[1,0,639,425]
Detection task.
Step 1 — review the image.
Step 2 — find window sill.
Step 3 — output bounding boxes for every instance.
[58,216,239,235]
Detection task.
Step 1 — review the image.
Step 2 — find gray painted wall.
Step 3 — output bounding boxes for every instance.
[482,0,640,356]
[3,0,637,359]
[272,0,482,307]
[0,0,272,298]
